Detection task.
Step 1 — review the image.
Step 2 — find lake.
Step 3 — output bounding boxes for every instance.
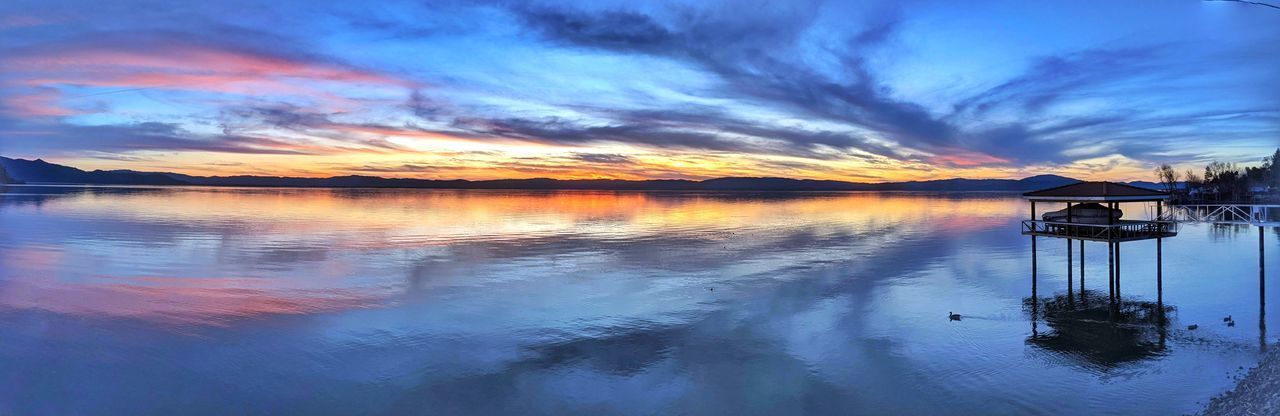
[0,186,1276,415]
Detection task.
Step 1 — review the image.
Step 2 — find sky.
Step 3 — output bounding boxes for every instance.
[0,0,1277,182]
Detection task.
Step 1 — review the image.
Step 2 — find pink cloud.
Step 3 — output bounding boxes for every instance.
[16,47,406,87]
[0,272,387,327]
[1,88,76,117]
[2,36,419,116]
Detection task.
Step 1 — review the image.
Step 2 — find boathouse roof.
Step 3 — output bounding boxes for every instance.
[1022,181,1169,202]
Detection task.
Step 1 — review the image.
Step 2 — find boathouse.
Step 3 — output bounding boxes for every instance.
[1022,182,1175,312]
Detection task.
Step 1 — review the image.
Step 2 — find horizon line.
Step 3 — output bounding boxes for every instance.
[0,155,1158,186]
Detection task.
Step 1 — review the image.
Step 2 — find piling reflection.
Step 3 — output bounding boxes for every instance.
[1025,290,1173,370]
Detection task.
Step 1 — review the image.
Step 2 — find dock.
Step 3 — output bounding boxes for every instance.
[1021,181,1174,317]
[1022,182,1275,326]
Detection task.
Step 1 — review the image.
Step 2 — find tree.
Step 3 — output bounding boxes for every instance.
[1205,161,1245,201]
[1154,163,1179,194]
[1268,148,1279,190]
[1184,168,1203,198]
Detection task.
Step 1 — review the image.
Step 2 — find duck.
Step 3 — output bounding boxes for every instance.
[949,312,962,321]
[1188,324,1199,330]
[1224,315,1233,322]
[1228,321,1236,327]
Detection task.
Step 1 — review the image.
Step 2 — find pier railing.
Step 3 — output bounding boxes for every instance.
[1168,204,1279,226]
[1021,220,1178,242]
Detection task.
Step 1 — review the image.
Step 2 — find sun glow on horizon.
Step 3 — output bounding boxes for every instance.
[1,1,1276,182]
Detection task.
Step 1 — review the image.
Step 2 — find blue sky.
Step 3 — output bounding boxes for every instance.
[0,0,1276,181]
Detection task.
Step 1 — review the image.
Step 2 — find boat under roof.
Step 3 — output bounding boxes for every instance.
[1022,181,1169,203]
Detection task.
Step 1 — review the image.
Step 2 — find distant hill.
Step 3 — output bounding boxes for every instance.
[0,156,1123,192]
[0,165,16,184]
[0,157,186,185]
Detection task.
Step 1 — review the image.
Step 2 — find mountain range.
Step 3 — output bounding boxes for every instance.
[0,156,1162,192]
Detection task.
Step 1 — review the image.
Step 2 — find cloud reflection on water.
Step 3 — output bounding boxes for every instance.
[0,187,1020,327]
[0,186,1270,415]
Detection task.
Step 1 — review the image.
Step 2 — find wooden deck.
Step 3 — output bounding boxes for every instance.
[1021,220,1178,242]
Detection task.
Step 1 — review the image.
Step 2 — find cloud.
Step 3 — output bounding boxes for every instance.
[217,103,458,153]
[219,103,343,131]
[0,30,417,117]
[951,47,1168,117]
[349,163,445,174]
[407,89,449,120]
[1,0,1276,179]
[0,14,49,30]
[507,3,959,154]
[0,118,343,156]
[0,87,77,117]
[505,3,1279,170]
[445,114,887,161]
[570,153,635,164]
[608,108,909,159]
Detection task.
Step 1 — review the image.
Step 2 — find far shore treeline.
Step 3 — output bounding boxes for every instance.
[1156,148,1280,203]
[5,152,1276,196]
[0,156,1093,192]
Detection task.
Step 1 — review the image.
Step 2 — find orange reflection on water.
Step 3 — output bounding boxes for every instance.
[38,189,1023,248]
[1,188,1024,327]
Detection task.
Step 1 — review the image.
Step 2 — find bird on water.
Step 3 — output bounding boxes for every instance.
[948,312,961,321]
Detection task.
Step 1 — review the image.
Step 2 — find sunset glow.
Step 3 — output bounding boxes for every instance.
[1,1,1277,181]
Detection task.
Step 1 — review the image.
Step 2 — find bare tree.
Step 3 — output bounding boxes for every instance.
[1205,161,1246,201]
[1268,148,1279,190]
[1154,163,1179,194]
[1183,169,1203,193]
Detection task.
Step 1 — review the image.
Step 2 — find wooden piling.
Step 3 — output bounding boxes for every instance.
[1067,203,1073,302]
[1031,201,1037,298]
[1157,201,1163,321]
[1079,240,1085,302]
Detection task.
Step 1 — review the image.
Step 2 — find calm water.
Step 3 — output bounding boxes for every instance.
[1,186,1277,415]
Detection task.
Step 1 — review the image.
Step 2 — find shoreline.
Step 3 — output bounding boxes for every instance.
[1200,345,1280,415]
